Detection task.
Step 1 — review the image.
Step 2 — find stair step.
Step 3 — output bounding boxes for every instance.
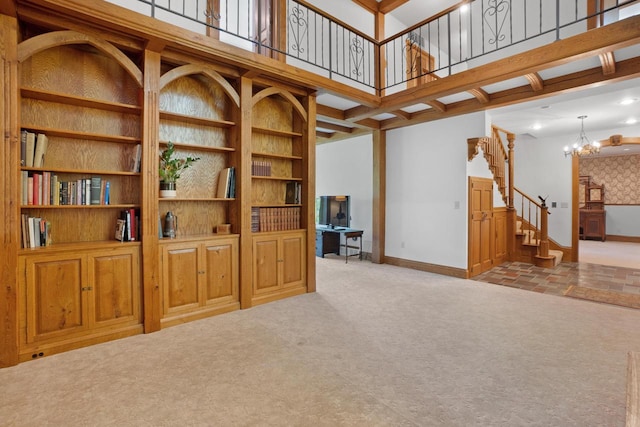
[549,249,563,266]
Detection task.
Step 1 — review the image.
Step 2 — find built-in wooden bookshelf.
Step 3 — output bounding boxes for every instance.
[15,37,144,362]
[1,13,316,367]
[156,63,241,325]
[248,88,309,306]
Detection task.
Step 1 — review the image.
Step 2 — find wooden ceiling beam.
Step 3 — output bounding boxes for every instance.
[317,104,346,121]
[379,0,410,14]
[316,130,335,139]
[352,0,378,14]
[317,121,355,133]
[378,55,640,132]
[317,127,373,144]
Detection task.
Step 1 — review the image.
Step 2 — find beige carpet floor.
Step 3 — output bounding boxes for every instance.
[2,257,640,426]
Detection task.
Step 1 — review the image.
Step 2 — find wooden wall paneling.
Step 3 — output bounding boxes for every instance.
[372,129,386,264]
[239,76,254,309]
[0,14,19,367]
[302,93,316,292]
[142,49,162,333]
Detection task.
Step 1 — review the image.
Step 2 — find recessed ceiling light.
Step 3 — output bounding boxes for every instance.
[620,98,638,106]
[531,123,542,130]
[625,118,638,125]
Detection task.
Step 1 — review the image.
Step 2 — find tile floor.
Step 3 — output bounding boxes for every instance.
[472,261,640,300]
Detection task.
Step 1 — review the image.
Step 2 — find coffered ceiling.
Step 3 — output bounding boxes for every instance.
[316,1,640,152]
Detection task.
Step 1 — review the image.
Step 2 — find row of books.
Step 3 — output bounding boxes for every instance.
[21,214,51,248]
[285,182,302,204]
[21,172,110,206]
[115,209,139,242]
[20,130,48,168]
[252,160,271,177]
[216,167,236,198]
[251,207,301,232]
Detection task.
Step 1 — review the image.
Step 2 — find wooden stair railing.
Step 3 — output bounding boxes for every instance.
[514,187,558,267]
[469,126,561,267]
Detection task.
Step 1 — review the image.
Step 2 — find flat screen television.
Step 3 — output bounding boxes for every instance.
[316,195,350,228]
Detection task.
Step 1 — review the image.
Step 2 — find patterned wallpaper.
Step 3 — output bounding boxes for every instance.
[579,154,640,205]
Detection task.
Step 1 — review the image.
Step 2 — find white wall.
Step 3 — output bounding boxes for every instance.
[315,135,374,253]
[304,0,374,36]
[385,112,486,269]
[510,133,573,246]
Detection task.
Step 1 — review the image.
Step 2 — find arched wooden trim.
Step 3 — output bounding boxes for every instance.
[426,99,446,113]
[159,64,240,107]
[252,87,308,122]
[468,87,490,104]
[524,72,544,91]
[599,51,616,75]
[17,30,143,87]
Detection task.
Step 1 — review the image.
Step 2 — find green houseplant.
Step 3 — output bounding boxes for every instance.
[159,141,200,198]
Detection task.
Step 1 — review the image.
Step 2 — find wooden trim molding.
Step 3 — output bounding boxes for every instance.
[384,256,469,279]
[18,30,143,87]
[599,51,616,75]
[607,235,640,243]
[159,63,240,107]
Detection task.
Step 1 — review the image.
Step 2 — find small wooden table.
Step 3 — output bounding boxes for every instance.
[315,226,364,263]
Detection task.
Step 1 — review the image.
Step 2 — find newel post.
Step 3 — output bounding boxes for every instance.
[506,132,516,260]
[539,205,550,258]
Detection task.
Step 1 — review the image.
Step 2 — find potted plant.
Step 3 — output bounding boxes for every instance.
[159,141,200,198]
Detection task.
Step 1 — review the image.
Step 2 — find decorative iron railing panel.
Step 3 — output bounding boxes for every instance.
[105,0,638,93]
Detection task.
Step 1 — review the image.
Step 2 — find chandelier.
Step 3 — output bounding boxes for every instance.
[563,115,600,157]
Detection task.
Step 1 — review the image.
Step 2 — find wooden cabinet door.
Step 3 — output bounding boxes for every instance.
[202,238,239,307]
[281,233,305,289]
[88,247,141,329]
[253,235,279,295]
[25,253,88,344]
[161,242,200,315]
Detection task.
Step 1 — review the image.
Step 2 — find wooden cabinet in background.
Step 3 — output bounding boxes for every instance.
[20,245,142,361]
[160,236,239,326]
[252,231,306,305]
[579,175,606,241]
[580,210,606,241]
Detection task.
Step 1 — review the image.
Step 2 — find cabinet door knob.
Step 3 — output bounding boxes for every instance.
[81,286,93,291]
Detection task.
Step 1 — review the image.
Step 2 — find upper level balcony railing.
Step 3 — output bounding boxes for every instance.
[106,0,639,95]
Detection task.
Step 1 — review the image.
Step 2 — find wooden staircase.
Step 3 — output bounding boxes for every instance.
[468,125,565,269]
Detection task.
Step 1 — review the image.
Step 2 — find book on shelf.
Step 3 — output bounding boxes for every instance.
[216,167,233,198]
[90,177,101,205]
[117,209,138,241]
[251,160,271,177]
[130,144,142,173]
[115,219,126,242]
[254,207,301,232]
[251,207,260,232]
[21,171,28,205]
[285,182,301,204]
[227,167,235,198]
[33,133,48,168]
[24,131,36,167]
[21,215,51,248]
[20,130,27,166]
